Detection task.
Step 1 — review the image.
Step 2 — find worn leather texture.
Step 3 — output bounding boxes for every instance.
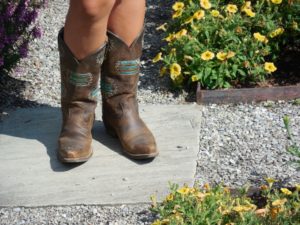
[57,28,106,162]
[101,31,158,159]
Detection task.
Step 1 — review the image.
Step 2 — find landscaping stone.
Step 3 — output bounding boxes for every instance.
[0,105,201,207]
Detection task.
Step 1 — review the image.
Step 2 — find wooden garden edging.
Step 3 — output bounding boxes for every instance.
[196,83,300,104]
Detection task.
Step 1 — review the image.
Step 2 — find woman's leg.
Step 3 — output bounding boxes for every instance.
[107,0,146,46]
[101,0,158,159]
[58,0,116,163]
[64,0,116,60]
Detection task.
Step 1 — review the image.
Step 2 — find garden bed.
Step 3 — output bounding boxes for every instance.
[196,47,300,104]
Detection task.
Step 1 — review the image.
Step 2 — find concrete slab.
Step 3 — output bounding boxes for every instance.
[0,105,201,207]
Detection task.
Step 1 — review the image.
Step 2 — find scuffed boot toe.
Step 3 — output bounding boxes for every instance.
[124,137,158,159]
[58,140,93,163]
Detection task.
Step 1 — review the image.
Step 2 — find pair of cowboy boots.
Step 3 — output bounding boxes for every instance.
[57,29,158,163]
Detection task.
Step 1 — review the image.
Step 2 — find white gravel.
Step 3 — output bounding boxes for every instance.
[7,0,186,108]
[1,1,300,224]
[0,204,156,225]
[196,101,300,187]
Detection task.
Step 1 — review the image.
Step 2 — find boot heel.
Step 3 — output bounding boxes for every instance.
[103,121,118,138]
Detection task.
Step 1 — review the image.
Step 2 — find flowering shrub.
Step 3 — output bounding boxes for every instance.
[153,0,300,89]
[150,180,300,225]
[0,0,45,75]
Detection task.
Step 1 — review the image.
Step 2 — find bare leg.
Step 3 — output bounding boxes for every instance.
[64,0,116,60]
[107,0,146,46]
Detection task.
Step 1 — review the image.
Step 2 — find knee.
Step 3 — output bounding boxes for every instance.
[70,0,116,22]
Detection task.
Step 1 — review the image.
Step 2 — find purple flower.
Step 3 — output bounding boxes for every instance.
[5,2,16,17]
[23,10,38,23]
[32,26,42,39]
[19,41,29,58]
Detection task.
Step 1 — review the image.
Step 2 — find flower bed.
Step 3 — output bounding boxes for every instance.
[153,0,300,93]
[150,180,300,225]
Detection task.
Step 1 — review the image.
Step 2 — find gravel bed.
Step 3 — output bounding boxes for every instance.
[0,204,157,225]
[196,101,300,187]
[1,1,300,224]
[1,0,185,110]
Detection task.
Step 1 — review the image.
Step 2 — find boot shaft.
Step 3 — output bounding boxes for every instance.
[58,28,106,103]
[101,30,144,100]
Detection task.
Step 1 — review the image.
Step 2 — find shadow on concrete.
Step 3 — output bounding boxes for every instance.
[93,120,156,165]
[0,106,154,173]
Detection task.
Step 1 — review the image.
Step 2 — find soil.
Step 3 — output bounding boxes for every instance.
[211,45,300,90]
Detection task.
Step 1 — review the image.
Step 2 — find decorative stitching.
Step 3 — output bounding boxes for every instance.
[90,87,100,99]
[69,71,93,86]
[116,59,140,76]
[100,80,113,96]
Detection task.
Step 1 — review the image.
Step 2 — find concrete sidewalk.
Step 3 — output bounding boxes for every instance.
[0,104,202,207]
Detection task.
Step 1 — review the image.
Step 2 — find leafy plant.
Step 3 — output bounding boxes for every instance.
[0,0,46,75]
[150,180,300,225]
[153,0,300,90]
[283,115,300,168]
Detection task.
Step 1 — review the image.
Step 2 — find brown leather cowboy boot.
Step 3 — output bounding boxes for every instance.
[57,28,106,163]
[101,30,158,159]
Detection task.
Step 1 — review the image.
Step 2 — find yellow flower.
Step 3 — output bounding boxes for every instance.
[171,48,176,54]
[271,0,282,4]
[272,198,287,207]
[193,10,205,20]
[165,193,174,201]
[151,220,162,225]
[159,67,167,77]
[296,184,300,191]
[165,33,176,42]
[170,63,182,80]
[260,185,269,190]
[185,16,194,24]
[241,1,251,11]
[176,29,188,38]
[217,52,227,61]
[211,10,220,17]
[244,8,255,17]
[203,183,211,190]
[255,208,268,217]
[152,52,162,63]
[172,9,183,19]
[269,27,284,38]
[264,62,277,73]
[226,51,235,59]
[150,194,157,208]
[195,192,210,200]
[253,32,268,43]
[292,21,298,30]
[156,23,167,31]
[191,75,198,82]
[226,4,238,13]
[172,2,184,11]
[265,177,277,184]
[200,0,212,10]
[233,204,256,212]
[281,188,292,195]
[177,186,190,195]
[201,50,215,61]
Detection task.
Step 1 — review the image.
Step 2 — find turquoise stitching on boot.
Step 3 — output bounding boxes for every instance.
[100,80,113,95]
[90,87,100,98]
[116,59,140,76]
[117,59,140,65]
[69,72,93,86]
